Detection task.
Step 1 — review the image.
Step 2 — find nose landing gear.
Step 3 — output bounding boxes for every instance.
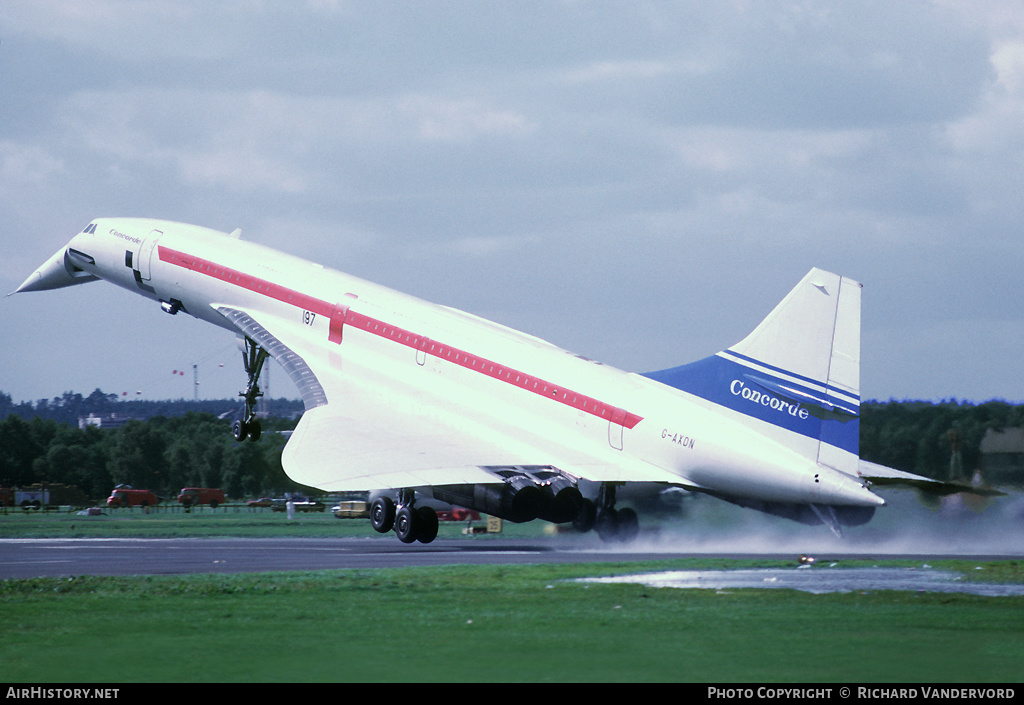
[232,336,269,442]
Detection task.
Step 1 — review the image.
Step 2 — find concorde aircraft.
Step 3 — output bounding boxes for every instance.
[14,218,968,543]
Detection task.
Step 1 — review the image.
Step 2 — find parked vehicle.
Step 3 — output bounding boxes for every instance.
[271,497,325,513]
[437,507,481,522]
[2,484,90,510]
[177,487,226,508]
[107,488,158,508]
[332,500,369,518]
[13,488,49,510]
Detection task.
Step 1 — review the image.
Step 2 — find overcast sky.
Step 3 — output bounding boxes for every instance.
[2,1,1023,406]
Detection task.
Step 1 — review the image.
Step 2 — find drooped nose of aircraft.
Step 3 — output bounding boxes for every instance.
[11,234,100,295]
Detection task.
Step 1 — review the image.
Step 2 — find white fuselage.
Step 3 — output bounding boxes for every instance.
[34,218,881,510]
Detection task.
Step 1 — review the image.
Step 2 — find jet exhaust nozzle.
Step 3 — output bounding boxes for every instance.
[432,470,587,525]
[432,478,547,524]
[536,482,584,524]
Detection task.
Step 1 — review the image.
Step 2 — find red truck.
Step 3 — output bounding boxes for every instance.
[177,487,226,508]
[107,488,159,508]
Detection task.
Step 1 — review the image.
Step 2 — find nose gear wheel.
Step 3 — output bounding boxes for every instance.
[232,336,269,442]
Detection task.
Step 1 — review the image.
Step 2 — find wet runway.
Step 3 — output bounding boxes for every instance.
[0,537,570,579]
[581,566,1024,596]
[3,493,1023,592]
[2,535,1022,596]
[0,535,701,579]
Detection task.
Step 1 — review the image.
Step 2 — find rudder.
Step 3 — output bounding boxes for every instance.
[643,268,861,471]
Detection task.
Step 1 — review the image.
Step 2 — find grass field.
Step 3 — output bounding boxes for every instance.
[2,508,1023,683]
[3,562,1024,683]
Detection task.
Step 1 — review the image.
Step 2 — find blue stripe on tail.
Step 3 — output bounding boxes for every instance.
[642,352,859,456]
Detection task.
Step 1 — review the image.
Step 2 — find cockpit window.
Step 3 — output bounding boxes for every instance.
[82,223,98,234]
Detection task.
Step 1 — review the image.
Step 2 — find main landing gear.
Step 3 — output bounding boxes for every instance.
[370,490,439,544]
[232,336,269,443]
[368,482,637,545]
[575,483,639,543]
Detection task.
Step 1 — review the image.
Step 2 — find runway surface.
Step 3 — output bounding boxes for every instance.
[2,536,1023,595]
[0,536,601,578]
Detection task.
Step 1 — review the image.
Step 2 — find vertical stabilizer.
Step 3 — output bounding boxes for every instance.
[643,268,862,472]
[726,269,860,404]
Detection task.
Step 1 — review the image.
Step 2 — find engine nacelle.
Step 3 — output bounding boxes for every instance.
[430,468,585,524]
[431,478,545,523]
[533,474,584,524]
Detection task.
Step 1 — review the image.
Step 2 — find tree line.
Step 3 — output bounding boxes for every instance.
[860,398,1024,484]
[0,389,303,427]
[1,390,307,503]
[2,390,1023,505]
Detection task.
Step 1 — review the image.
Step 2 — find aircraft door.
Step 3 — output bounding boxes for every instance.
[138,229,162,281]
[608,407,626,450]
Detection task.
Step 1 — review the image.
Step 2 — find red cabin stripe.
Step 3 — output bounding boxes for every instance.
[160,245,642,430]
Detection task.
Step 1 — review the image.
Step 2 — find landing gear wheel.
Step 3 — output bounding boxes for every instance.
[415,507,439,544]
[231,419,248,442]
[246,419,262,442]
[595,508,620,542]
[395,506,419,544]
[616,507,639,543]
[594,507,640,543]
[572,498,597,533]
[370,497,396,533]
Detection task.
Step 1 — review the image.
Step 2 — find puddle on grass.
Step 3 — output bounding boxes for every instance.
[579,567,1024,596]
